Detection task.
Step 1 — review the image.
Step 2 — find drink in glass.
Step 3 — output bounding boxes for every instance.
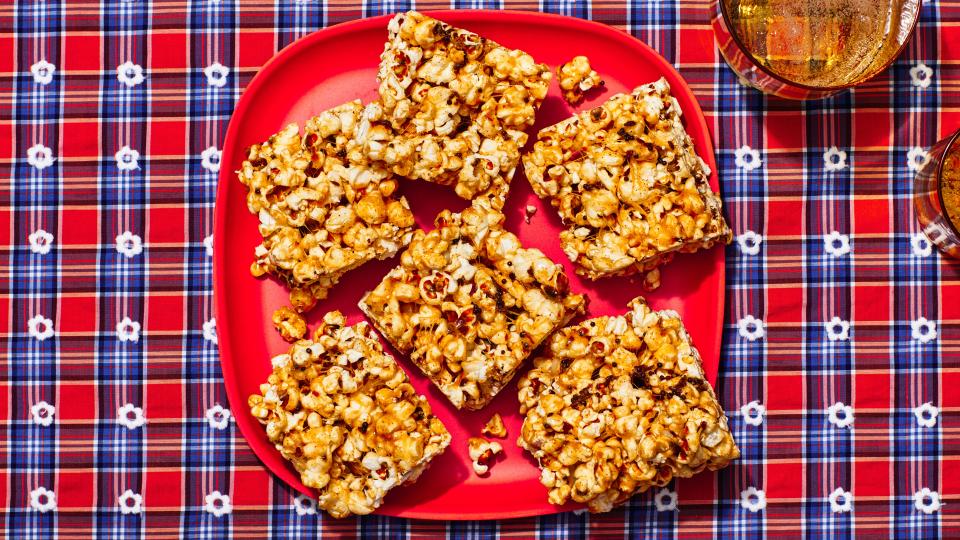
[914,129,960,260]
[711,0,922,99]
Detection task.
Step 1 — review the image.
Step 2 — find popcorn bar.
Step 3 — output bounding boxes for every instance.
[359,201,587,410]
[237,101,417,314]
[522,78,732,287]
[248,311,451,518]
[365,11,552,206]
[517,297,739,513]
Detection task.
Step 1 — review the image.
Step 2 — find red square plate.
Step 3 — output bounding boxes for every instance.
[215,10,727,520]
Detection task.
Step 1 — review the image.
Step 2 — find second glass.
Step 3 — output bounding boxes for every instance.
[915,129,960,260]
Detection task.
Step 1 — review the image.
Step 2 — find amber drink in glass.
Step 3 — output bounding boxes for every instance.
[914,129,960,260]
[711,0,921,100]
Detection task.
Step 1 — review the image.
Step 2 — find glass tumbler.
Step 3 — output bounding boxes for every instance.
[914,129,960,260]
[710,0,922,100]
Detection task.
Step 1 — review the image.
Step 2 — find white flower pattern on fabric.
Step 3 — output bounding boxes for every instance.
[203,318,218,345]
[117,61,145,88]
[824,231,851,258]
[118,489,144,514]
[293,494,317,516]
[204,491,232,517]
[116,231,143,258]
[201,147,222,173]
[828,487,852,513]
[911,318,937,344]
[826,402,854,429]
[914,402,939,428]
[116,317,141,343]
[30,487,56,513]
[31,401,55,426]
[203,235,214,257]
[823,147,848,172]
[29,229,54,255]
[738,315,765,341]
[28,315,54,341]
[206,404,231,430]
[31,60,56,85]
[27,144,55,171]
[737,231,763,256]
[825,317,850,342]
[118,403,146,430]
[914,488,942,514]
[911,233,932,257]
[740,487,766,513]
[740,400,765,426]
[734,145,762,171]
[907,147,931,172]
[654,488,678,512]
[204,63,229,88]
[115,146,140,171]
[910,63,933,89]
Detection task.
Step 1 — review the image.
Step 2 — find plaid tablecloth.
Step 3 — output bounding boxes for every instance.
[3,1,959,538]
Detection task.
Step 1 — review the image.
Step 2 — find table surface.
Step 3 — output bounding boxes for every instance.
[2,1,959,538]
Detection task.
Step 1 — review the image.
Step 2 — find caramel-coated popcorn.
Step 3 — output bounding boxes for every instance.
[237,101,416,313]
[517,297,739,513]
[522,78,732,286]
[360,201,587,410]
[468,437,503,475]
[368,11,552,206]
[557,56,603,104]
[482,413,507,438]
[272,306,307,342]
[248,311,451,518]
[524,205,538,224]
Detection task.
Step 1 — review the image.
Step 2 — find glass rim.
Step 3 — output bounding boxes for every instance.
[936,128,960,241]
[717,0,924,93]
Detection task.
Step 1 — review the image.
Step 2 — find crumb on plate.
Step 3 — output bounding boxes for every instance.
[468,436,503,475]
[482,412,507,438]
[272,306,307,342]
[557,55,603,104]
[524,205,538,224]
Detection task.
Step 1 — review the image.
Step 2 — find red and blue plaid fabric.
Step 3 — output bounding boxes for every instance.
[2,1,959,538]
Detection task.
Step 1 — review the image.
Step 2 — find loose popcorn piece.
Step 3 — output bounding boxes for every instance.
[518,297,739,513]
[237,101,417,312]
[360,201,587,410]
[482,413,507,438]
[273,306,307,343]
[524,205,538,224]
[248,311,452,518]
[557,56,603,105]
[468,437,503,475]
[522,78,732,286]
[367,11,552,206]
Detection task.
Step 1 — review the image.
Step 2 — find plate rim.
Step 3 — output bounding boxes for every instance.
[214,9,726,521]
